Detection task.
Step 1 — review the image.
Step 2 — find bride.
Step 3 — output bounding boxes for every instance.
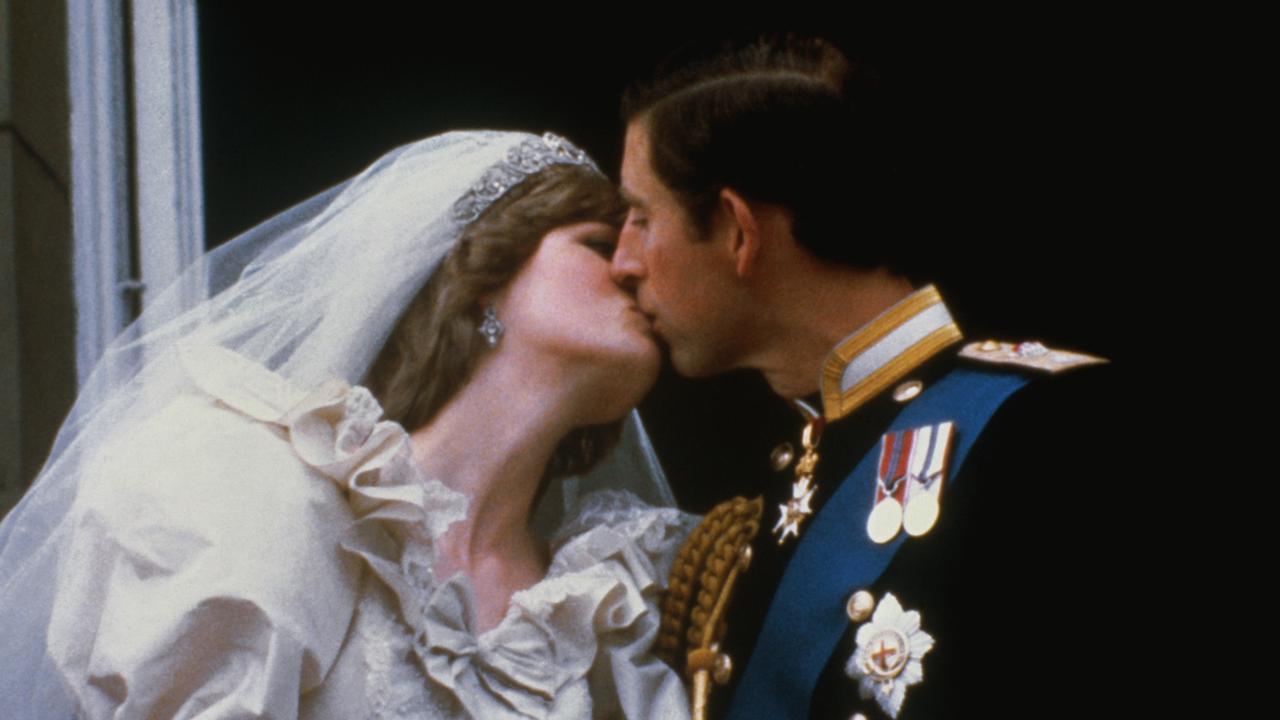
[0,131,696,718]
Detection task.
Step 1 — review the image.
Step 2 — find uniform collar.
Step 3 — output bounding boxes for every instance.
[818,284,964,421]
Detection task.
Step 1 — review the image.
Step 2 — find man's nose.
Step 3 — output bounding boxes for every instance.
[610,226,645,288]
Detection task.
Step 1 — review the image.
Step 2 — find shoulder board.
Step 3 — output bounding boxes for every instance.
[958,339,1108,374]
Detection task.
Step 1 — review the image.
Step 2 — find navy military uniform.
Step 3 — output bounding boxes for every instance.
[698,286,1126,719]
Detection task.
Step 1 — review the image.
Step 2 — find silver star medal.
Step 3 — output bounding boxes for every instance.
[774,474,816,543]
[845,593,935,718]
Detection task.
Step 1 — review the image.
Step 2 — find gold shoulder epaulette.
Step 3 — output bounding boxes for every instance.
[959,339,1108,374]
[659,496,763,720]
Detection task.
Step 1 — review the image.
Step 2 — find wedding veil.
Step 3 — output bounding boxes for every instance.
[0,130,675,713]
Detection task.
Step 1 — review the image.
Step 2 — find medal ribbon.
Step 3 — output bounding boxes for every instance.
[902,421,953,505]
[875,429,915,502]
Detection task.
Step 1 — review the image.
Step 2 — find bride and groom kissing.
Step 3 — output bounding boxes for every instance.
[0,33,1119,720]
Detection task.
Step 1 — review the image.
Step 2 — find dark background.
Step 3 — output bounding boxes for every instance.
[199,7,1142,513]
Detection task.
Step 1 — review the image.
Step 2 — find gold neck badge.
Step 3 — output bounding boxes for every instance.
[772,400,824,545]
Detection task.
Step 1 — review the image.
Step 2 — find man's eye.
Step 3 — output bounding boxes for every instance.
[626,214,649,229]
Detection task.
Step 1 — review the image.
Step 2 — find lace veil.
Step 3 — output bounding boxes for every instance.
[0,131,675,714]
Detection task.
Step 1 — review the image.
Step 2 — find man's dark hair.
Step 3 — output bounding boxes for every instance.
[622,34,908,272]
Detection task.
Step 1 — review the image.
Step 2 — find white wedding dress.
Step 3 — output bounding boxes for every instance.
[47,344,696,719]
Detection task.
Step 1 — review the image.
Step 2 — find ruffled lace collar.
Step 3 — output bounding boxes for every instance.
[179,344,692,719]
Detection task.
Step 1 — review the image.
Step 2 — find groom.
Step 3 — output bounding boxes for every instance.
[611,36,1125,719]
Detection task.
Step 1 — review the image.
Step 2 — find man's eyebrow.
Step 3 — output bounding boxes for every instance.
[619,187,647,210]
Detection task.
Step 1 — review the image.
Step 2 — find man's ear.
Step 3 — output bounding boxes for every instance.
[718,187,760,279]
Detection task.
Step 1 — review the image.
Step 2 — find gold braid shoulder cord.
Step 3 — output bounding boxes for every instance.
[658,496,763,720]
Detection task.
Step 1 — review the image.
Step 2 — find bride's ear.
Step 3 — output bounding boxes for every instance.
[718,187,761,279]
[475,287,506,313]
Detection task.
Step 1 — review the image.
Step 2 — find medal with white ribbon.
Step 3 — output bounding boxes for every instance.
[902,421,954,537]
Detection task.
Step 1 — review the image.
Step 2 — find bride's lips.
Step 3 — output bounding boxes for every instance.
[633,305,657,328]
[624,305,659,340]
[630,306,656,328]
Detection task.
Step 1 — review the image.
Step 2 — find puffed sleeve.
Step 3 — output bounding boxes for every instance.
[47,378,364,717]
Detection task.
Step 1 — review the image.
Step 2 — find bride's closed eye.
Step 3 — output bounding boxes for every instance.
[583,236,617,259]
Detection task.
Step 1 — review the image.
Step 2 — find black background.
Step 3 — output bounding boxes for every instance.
[199,7,1143,513]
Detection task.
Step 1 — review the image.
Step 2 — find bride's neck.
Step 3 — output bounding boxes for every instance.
[406,352,577,563]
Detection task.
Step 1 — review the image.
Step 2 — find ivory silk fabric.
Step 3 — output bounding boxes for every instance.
[47,345,696,719]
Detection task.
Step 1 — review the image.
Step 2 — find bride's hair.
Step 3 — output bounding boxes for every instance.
[364,163,627,480]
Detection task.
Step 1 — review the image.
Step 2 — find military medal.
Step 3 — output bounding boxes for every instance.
[901,492,939,538]
[902,421,954,537]
[867,429,914,544]
[844,592,935,719]
[772,402,824,545]
[869,422,955,543]
[866,495,903,545]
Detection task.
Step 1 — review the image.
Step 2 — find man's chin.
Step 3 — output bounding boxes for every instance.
[667,344,725,379]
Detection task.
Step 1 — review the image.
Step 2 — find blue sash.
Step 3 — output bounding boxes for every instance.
[726,366,1031,719]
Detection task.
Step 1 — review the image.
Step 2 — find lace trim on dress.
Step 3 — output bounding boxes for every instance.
[359,595,439,719]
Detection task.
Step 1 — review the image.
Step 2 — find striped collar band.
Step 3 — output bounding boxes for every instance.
[819,285,964,421]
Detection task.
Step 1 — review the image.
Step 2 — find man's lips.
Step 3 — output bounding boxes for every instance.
[626,305,662,341]
[627,295,660,334]
[633,299,656,322]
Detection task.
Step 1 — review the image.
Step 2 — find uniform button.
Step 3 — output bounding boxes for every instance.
[892,379,923,403]
[846,590,876,623]
[770,442,795,471]
[713,654,733,685]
